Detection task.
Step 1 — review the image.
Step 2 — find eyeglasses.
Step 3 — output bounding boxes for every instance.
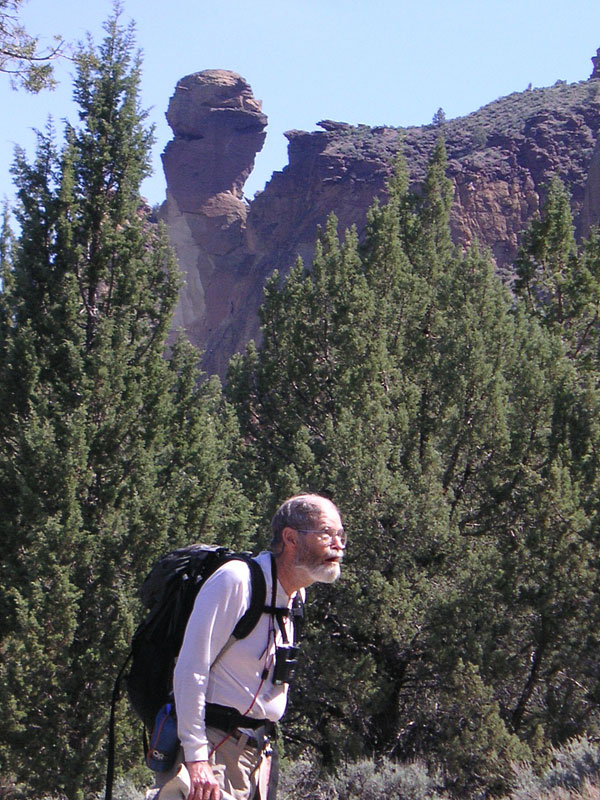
[296,527,347,547]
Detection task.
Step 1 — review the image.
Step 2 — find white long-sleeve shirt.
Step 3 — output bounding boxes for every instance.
[173,551,298,762]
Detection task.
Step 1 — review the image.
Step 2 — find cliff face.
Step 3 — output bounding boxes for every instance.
[160,70,267,360]
[161,67,600,378]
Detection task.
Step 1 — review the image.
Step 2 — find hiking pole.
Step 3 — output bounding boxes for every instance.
[105,654,131,800]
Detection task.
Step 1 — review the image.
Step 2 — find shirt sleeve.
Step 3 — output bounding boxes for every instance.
[173,560,251,761]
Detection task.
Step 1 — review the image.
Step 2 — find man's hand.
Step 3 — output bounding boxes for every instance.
[185,760,221,800]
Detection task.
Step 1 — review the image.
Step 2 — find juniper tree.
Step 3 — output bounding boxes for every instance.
[0,12,252,797]
[402,168,600,760]
[226,144,533,790]
[227,210,422,760]
[514,177,577,324]
[514,177,600,366]
[227,138,600,792]
[500,179,600,743]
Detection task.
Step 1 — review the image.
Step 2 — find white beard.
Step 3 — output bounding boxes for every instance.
[295,541,342,584]
[307,560,341,584]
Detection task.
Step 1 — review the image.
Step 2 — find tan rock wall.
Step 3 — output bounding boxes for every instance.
[160,74,600,378]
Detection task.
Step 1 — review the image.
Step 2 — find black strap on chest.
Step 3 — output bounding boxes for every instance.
[263,554,304,643]
[230,555,267,639]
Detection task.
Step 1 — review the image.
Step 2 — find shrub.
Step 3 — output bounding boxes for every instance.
[278,755,449,800]
[512,736,600,800]
[331,758,446,800]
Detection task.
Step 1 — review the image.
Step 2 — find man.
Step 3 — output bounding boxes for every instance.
[158,493,345,800]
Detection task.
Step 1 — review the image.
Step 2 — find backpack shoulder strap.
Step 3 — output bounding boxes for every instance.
[230,555,267,639]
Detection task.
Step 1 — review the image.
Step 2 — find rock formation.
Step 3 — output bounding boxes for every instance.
[160,66,600,378]
[591,48,600,80]
[160,70,267,367]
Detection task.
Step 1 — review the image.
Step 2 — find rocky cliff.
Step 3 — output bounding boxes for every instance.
[161,60,600,378]
[160,69,267,363]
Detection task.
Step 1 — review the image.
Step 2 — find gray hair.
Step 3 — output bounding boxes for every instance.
[270,494,331,552]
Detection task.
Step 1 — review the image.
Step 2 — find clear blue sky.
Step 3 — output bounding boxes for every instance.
[2,0,600,207]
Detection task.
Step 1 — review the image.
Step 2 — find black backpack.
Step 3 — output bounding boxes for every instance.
[126,544,267,729]
[106,544,274,800]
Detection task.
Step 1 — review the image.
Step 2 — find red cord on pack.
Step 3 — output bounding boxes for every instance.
[208,612,277,758]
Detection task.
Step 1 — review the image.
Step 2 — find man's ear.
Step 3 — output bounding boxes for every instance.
[281,526,297,549]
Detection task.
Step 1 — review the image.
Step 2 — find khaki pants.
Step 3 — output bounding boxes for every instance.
[154,726,271,800]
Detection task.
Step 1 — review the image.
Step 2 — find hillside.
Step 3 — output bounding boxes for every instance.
[160,61,600,376]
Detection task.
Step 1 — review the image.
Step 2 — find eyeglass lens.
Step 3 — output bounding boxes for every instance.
[297,528,346,546]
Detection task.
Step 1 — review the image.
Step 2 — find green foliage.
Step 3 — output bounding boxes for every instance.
[3,26,600,793]
[512,736,600,800]
[0,11,252,798]
[227,139,600,796]
[515,178,578,325]
[515,177,600,368]
[425,660,530,796]
[432,107,446,127]
[278,740,600,800]
[0,0,64,92]
[278,755,448,800]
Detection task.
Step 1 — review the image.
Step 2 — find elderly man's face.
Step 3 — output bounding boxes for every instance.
[294,499,345,584]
